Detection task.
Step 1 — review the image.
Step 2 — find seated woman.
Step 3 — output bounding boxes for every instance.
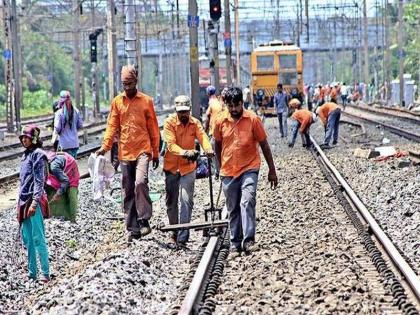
[45,151,80,222]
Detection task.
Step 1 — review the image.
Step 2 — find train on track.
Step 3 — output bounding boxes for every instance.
[250,40,304,116]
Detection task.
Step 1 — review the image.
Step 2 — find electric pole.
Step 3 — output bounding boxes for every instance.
[397,0,404,106]
[124,0,137,66]
[10,0,21,132]
[2,0,14,132]
[234,0,240,86]
[224,0,232,86]
[73,0,81,111]
[362,0,369,86]
[208,20,220,91]
[384,0,390,102]
[107,0,117,100]
[188,0,200,119]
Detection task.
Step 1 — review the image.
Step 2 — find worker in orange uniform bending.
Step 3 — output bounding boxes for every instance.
[288,102,317,149]
[96,65,160,243]
[214,87,278,256]
[204,85,225,178]
[316,101,341,149]
[163,95,214,247]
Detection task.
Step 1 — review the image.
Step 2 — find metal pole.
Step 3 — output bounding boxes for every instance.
[234,0,240,86]
[208,20,220,92]
[362,0,369,87]
[224,0,232,86]
[384,0,391,103]
[188,0,200,119]
[10,0,21,132]
[2,0,14,132]
[72,0,81,110]
[107,0,117,99]
[124,0,137,66]
[397,0,405,107]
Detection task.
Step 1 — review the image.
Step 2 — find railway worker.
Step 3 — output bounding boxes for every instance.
[163,95,214,247]
[213,87,278,255]
[243,85,251,109]
[54,91,83,158]
[96,65,160,243]
[17,124,50,283]
[340,82,349,108]
[316,102,342,149]
[204,85,225,178]
[273,83,289,138]
[45,151,80,222]
[288,103,316,149]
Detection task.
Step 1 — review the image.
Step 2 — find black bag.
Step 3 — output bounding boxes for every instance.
[196,156,210,179]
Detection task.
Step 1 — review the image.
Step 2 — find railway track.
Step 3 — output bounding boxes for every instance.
[311,136,420,314]
[341,109,420,143]
[359,104,420,124]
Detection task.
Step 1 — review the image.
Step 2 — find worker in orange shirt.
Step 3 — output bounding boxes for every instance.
[204,85,226,178]
[288,103,316,149]
[163,95,213,247]
[316,102,341,149]
[214,87,278,255]
[96,65,160,243]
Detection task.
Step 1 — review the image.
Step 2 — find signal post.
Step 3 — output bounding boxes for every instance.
[209,0,222,92]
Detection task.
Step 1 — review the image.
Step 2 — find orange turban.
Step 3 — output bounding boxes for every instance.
[121,65,138,83]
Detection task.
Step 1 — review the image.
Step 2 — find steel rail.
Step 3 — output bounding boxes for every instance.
[355,104,420,124]
[179,236,219,315]
[341,111,420,143]
[310,135,420,301]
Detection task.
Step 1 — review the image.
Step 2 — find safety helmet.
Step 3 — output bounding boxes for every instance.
[206,85,216,96]
[174,95,191,112]
[289,98,301,108]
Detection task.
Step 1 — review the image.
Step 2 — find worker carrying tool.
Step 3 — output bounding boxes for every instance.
[315,102,341,149]
[213,87,278,256]
[163,95,214,247]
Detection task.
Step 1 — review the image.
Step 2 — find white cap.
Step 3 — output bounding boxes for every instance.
[174,95,191,112]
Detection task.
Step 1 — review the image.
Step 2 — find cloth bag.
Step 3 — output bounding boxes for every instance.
[88,154,115,201]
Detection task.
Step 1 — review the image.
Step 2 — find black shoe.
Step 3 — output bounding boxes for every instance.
[127,233,141,243]
[229,245,241,259]
[139,220,152,237]
[332,141,337,145]
[320,143,331,150]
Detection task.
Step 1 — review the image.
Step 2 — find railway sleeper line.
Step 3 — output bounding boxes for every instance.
[311,137,419,314]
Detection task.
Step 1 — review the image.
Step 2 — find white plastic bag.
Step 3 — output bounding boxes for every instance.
[88,153,115,201]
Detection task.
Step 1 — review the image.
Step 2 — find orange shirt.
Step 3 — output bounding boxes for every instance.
[291,109,314,133]
[163,114,212,175]
[317,102,338,126]
[213,110,267,178]
[206,97,225,135]
[102,91,160,161]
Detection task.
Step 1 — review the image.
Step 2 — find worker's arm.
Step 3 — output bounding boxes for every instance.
[163,120,185,155]
[146,98,161,159]
[259,139,278,189]
[50,156,69,195]
[100,99,120,153]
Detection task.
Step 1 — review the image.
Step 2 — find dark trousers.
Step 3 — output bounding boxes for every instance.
[120,154,152,236]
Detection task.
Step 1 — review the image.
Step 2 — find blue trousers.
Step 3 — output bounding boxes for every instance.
[165,170,196,243]
[323,108,341,145]
[21,205,49,279]
[289,119,310,147]
[222,170,258,249]
[277,112,288,137]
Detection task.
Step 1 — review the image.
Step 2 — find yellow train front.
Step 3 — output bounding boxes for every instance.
[250,40,304,116]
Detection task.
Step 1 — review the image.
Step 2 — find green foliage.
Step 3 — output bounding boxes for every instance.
[404,0,420,81]
[21,90,53,118]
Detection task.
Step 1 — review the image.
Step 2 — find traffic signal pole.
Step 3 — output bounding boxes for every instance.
[208,20,220,92]
[224,0,232,86]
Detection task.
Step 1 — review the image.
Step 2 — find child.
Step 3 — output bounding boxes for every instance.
[17,124,50,283]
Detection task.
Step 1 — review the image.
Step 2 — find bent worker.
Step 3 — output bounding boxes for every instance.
[96,65,160,243]
[316,101,341,149]
[288,105,316,149]
[17,124,50,283]
[214,87,278,255]
[163,95,214,247]
[45,151,80,222]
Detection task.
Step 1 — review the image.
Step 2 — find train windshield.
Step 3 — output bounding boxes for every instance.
[279,54,296,69]
[278,72,297,85]
[257,56,274,70]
